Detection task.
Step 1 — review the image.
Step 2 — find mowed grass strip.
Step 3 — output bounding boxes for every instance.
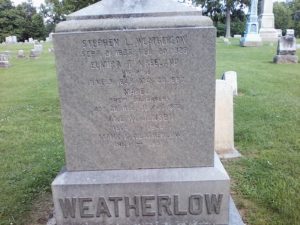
[0,43,64,225]
[217,39,300,225]
[0,40,299,225]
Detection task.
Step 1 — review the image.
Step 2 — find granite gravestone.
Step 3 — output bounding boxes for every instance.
[0,54,10,68]
[274,29,298,64]
[51,0,233,225]
[240,0,262,47]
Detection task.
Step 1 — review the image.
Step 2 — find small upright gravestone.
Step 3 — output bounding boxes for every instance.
[51,1,243,225]
[274,29,298,64]
[222,71,238,96]
[17,50,25,58]
[0,54,10,68]
[29,49,39,59]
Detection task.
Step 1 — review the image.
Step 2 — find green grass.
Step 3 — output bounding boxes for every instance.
[217,39,300,225]
[0,43,64,224]
[0,40,299,225]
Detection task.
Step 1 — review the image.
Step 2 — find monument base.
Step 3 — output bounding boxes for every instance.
[259,29,278,42]
[0,61,10,68]
[240,34,262,47]
[52,154,231,225]
[273,55,298,64]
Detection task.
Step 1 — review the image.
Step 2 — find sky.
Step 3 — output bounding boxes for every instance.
[12,0,45,8]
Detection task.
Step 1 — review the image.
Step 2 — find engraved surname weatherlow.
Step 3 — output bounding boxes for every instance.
[59,194,224,219]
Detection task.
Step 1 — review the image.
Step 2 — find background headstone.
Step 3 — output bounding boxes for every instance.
[259,0,278,42]
[240,0,262,47]
[0,54,10,68]
[29,49,39,59]
[274,29,298,64]
[17,50,25,58]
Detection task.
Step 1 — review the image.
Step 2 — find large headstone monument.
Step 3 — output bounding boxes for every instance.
[240,0,262,47]
[0,54,10,68]
[51,1,243,224]
[259,0,278,42]
[274,29,298,64]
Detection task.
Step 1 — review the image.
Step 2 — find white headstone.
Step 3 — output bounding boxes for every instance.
[0,54,10,68]
[215,80,240,158]
[18,50,25,58]
[222,71,238,96]
[259,0,278,42]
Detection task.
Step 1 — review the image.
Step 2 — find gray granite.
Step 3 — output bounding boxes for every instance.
[67,0,201,19]
[0,54,10,68]
[48,196,244,225]
[54,25,216,172]
[52,154,231,225]
[51,1,241,225]
[55,0,210,33]
[274,29,298,64]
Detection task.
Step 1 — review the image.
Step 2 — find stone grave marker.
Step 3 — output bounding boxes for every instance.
[215,80,240,159]
[29,49,39,59]
[274,29,298,64]
[222,71,238,96]
[0,54,10,68]
[34,44,43,54]
[18,50,25,58]
[51,0,243,224]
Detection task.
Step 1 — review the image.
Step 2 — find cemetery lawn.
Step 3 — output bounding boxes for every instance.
[0,39,299,225]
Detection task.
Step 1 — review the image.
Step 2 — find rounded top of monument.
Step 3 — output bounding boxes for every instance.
[67,0,202,20]
[55,0,212,33]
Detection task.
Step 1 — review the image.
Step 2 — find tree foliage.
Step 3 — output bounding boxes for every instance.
[40,0,100,33]
[196,0,249,37]
[273,0,300,37]
[0,0,46,42]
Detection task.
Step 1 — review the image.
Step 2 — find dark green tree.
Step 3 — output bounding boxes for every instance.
[273,2,293,32]
[40,0,100,33]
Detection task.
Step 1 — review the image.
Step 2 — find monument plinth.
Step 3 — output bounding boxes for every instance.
[259,0,278,42]
[51,1,236,224]
[240,0,262,47]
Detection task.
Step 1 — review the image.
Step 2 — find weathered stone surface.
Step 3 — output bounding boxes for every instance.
[52,154,230,225]
[34,44,43,54]
[273,55,298,64]
[215,80,235,156]
[29,49,39,58]
[18,50,25,58]
[0,54,10,68]
[54,23,216,171]
[274,29,298,64]
[240,0,262,47]
[51,1,239,225]
[259,0,278,42]
[222,71,238,96]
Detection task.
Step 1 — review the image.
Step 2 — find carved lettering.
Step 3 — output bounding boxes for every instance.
[189,195,203,215]
[141,196,155,216]
[174,195,187,215]
[125,196,140,217]
[205,194,223,215]
[157,195,172,216]
[109,197,123,217]
[96,197,112,217]
[78,198,93,218]
[59,198,76,218]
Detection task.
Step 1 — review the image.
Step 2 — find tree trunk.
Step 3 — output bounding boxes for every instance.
[225,6,231,38]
